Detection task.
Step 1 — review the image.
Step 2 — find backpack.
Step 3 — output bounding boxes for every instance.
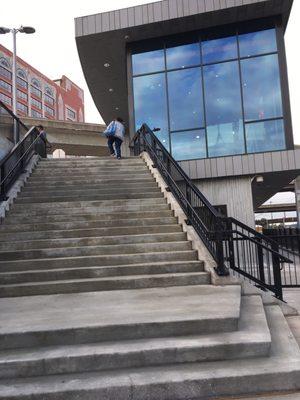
[104,121,116,137]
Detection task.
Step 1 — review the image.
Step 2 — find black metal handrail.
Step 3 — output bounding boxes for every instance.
[130,124,295,300]
[0,99,28,131]
[0,101,47,201]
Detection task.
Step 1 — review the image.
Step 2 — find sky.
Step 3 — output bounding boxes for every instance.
[1,0,299,145]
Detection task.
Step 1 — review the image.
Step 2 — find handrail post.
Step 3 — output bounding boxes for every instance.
[257,238,266,285]
[186,184,192,225]
[226,218,235,271]
[271,241,283,300]
[215,217,229,276]
[0,164,7,201]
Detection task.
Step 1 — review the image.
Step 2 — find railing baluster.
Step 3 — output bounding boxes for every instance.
[129,123,296,299]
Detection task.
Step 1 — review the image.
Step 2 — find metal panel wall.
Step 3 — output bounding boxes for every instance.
[178,149,300,180]
[76,0,273,37]
[196,175,255,227]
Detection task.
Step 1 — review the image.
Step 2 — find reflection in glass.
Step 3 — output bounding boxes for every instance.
[133,73,169,149]
[166,42,200,69]
[203,61,245,157]
[167,68,204,131]
[241,54,283,121]
[171,129,207,161]
[246,119,285,153]
[202,36,237,64]
[132,49,165,75]
[239,29,277,58]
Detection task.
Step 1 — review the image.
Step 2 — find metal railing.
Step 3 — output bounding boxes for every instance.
[263,228,300,287]
[0,100,47,201]
[130,124,295,300]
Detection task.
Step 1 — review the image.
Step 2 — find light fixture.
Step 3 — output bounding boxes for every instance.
[124,34,130,40]
[0,27,10,34]
[115,107,119,110]
[256,176,264,183]
[19,26,35,34]
[108,88,114,92]
[104,63,110,68]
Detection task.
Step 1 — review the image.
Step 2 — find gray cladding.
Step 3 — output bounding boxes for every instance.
[179,149,300,179]
[75,0,275,37]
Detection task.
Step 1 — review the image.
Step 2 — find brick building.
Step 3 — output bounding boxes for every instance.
[0,44,84,122]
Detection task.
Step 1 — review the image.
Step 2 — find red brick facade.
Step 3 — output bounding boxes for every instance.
[0,44,84,122]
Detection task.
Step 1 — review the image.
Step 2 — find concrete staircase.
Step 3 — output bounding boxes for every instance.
[0,156,299,399]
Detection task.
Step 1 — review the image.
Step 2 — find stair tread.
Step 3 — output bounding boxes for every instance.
[0,271,209,288]
[0,231,183,250]
[0,250,198,267]
[0,216,177,233]
[0,304,298,400]
[0,260,203,277]
[0,240,190,258]
[0,285,241,336]
[0,296,269,370]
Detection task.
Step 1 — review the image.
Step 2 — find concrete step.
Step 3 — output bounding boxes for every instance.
[38,158,144,167]
[25,176,156,188]
[0,240,192,261]
[0,231,182,251]
[0,271,211,297]
[21,180,158,194]
[0,216,177,234]
[0,260,204,285]
[0,250,198,272]
[0,296,268,379]
[8,202,170,218]
[28,172,152,182]
[0,285,241,350]
[18,186,161,199]
[1,303,300,400]
[32,166,150,176]
[0,224,182,242]
[3,209,173,226]
[11,197,166,212]
[15,191,164,204]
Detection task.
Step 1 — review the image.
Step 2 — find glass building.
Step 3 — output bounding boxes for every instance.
[75,0,298,227]
[131,26,287,161]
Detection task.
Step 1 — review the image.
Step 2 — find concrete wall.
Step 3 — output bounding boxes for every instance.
[0,116,14,161]
[195,176,255,228]
[0,115,111,158]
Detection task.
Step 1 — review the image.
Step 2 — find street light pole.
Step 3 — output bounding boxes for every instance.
[12,29,18,143]
[0,25,35,143]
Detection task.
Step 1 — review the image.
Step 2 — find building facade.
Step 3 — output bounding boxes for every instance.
[75,0,300,227]
[0,44,84,122]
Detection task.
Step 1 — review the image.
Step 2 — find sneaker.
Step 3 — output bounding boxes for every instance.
[110,153,115,157]
[117,157,121,159]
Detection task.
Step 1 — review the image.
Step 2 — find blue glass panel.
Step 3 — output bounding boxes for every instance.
[171,129,207,161]
[132,49,165,75]
[166,43,200,69]
[167,68,204,131]
[239,29,277,58]
[241,54,283,121]
[246,119,286,153]
[203,61,245,157]
[133,73,169,150]
[202,36,237,64]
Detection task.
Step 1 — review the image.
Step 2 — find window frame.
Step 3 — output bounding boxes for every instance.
[128,17,293,161]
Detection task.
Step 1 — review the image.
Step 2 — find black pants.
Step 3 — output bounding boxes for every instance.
[108,137,123,158]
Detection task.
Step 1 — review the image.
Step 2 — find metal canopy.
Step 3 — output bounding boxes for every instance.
[75,0,293,126]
